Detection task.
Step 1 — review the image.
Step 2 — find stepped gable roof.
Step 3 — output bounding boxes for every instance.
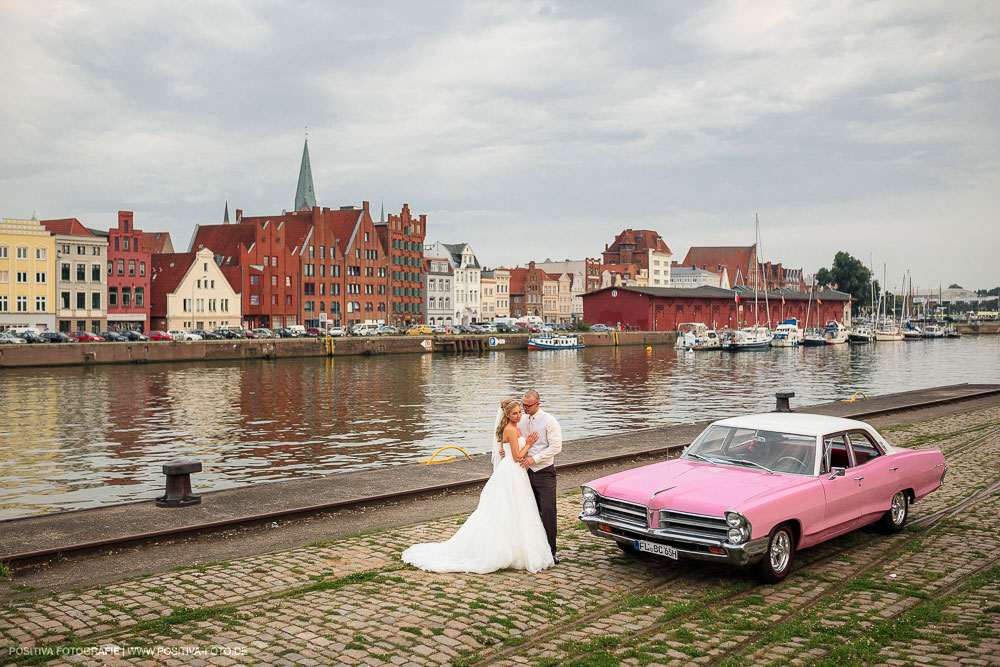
[324,208,363,255]
[141,232,174,254]
[508,267,527,294]
[605,228,672,255]
[149,252,195,315]
[40,218,93,236]
[282,218,314,255]
[189,224,255,267]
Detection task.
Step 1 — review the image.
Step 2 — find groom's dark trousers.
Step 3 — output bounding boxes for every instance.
[527,464,557,556]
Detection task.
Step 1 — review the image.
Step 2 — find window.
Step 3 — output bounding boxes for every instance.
[92,292,101,309]
[61,292,70,309]
[91,264,100,281]
[0,270,6,283]
[134,287,144,307]
[17,247,28,259]
[16,296,28,312]
[109,287,118,307]
[197,279,201,288]
[263,256,269,267]
[114,237,120,251]
[36,272,46,283]
[271,275,278,287]
[16,271,27,283]
[286,295,292,305]
[285,276,291,287]
[117,259,124,275]
[823,435,852,472]
[0,295,6,311]
[320,246,325,259]
[250,275,260,286]
[36,248,47,260]
[272,295,278,305]
[76,245,85,255]
[848,432,883,466]
[364,232,369,242]
[139,262,145,276]
[123,237,130,250]
[0,247,6,258]
[272,256,277,266]
[250,294,260,305]
[92,246,100,256]
[220,297,227,311]
[128,260,135,276]
[309,246,315,258]
[76,292,85,309]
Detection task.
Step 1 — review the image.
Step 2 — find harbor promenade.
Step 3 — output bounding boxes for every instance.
[3,388,1000,665]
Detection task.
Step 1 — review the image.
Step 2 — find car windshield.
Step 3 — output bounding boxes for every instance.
[683,425,817,475]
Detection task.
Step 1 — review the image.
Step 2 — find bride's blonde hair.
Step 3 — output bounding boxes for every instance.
[495,398,520,443]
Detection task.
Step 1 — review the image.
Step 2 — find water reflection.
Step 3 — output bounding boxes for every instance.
[1,336,998,518]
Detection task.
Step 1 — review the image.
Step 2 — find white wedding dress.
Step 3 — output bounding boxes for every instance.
[401,435,554,574]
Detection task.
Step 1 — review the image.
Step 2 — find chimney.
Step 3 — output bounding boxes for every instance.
[236,209,243,222]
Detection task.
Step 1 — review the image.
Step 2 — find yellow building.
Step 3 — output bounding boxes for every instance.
[0,218,57,331]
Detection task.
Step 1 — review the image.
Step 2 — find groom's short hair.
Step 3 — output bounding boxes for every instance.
[523,390,540,402]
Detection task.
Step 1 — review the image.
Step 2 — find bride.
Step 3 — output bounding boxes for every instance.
[400,398,555,573]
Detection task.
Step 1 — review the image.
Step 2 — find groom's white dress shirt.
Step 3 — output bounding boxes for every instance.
[518,408,563,472]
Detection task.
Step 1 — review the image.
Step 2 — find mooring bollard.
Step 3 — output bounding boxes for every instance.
[775,391,795,413]
[155,460,202,507]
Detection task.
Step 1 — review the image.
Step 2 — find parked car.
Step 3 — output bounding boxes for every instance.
[0,332,26,344]
[167,329,202,341]
[241,329,259,339]
[496,323,515,334]
[99,331,128,342]
[40,331,73,343]
[271,327,297,338]
[121,330,148,341]
[432,326,448,334]
[252,328,275,339]
[376,325,399,336]
[192,329,223,340]
[213,328,243,339]
[579,412,947,583]
[145,330,173,341]
[326,326,347,337]
[17,331,46,344]
[69,331,104,342]
[591,323,611,332]
[303,327,323,337]
[351,323,380,336]
[287,325,308,337]
[406,325,435,335]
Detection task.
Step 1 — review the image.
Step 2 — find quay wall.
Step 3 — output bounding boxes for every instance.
[0,331,677,369]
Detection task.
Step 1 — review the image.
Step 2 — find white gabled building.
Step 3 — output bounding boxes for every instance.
[423,241,482,324]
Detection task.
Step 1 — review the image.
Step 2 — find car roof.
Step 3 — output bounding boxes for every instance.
[711,412,877,437]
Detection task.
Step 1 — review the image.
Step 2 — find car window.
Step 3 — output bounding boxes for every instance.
[822,434,853,472]
[847,431,883,466]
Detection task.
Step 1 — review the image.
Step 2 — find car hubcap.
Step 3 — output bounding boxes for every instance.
[770,530,791,573]
[891,492,906,525]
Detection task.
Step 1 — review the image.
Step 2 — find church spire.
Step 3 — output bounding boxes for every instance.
[223,199,230,224]
[380,199,385,223]
[294,133,317,211]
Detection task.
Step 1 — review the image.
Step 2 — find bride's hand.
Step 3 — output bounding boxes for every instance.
[526,432,539,446]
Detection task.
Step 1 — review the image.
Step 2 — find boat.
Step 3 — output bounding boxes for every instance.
[848,325,876,343]
[875,324,904,341]
[922,324,945,338]
[675,323,721,350]
[945,324,961,338]
[874,264,903,341]
[527,334,584,350]
[721,326,773,350]
[902,321,922,340]
[822,320,849,345]
[770,319,803,347]
[802,328,827,346]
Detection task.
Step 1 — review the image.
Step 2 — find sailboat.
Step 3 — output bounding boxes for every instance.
[722,214,773,351]
[875,267,903,341]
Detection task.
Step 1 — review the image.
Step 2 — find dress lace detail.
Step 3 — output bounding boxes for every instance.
[401,436,554,573]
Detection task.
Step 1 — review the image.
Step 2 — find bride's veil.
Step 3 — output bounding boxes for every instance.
[491,406,504,469]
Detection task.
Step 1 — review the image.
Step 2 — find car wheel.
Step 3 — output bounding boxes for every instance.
[878,491,908,534]
[756,523,795,583]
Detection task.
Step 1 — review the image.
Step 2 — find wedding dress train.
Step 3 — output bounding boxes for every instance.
[401,437,554,574]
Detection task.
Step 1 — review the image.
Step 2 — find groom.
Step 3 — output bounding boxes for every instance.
[518,390,562,562]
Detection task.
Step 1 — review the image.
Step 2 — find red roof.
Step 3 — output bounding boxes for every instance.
[603,229,672,262]
[220,267,242,293]
[682,246,758,287]
[149,253,195,317]
[141,232,174,254]
[40,218,93,236]
[508,267,527,295]
[190,224,256,266]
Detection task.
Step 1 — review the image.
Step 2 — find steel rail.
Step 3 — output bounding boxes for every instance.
[3,386,999,570]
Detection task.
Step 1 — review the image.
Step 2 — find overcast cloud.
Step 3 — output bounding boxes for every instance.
[2,1,998,292]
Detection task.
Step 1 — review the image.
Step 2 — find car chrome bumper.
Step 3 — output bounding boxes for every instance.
[580,513,769,566]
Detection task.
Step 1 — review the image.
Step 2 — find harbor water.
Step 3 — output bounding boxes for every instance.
[1,335,998,519]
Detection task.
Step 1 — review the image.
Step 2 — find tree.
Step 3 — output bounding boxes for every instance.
[814,267,833,288]
[821,251,878,311]
[948,283,962,289]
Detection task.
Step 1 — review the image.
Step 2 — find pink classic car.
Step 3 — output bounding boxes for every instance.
[580,413,947,582]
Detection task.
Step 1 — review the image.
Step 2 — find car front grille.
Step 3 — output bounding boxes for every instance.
[596,497,648,529]
[658,510,728,542]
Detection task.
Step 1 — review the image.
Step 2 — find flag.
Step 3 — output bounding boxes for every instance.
[781,294,785,305]
[817,298,822,305]
[735,293,740,304]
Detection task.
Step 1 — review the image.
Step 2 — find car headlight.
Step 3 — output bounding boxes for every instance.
[581,486,597,502]
[582,500,597,516]
[724,511,751,544]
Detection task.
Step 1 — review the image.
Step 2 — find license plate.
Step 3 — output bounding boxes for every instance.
[635,540,678,560]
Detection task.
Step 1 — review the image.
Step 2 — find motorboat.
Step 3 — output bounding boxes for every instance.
[527,334,584,350]
[922,324,945,338]
[802,328,827,346]
[675,323,721,350]
[945,324,961,338]
[721,326,772,351]
[770,319,803,347]
[822,321,849,345]
[848,325,876,343]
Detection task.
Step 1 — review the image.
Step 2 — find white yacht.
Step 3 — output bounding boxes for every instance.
[675,323,721,350]
[770,319,803,347]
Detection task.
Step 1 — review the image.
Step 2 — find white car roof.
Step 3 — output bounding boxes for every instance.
[712,412,876,437]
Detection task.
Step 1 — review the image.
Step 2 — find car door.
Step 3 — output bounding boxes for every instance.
[818,433,862,538]
[846,430,893,525]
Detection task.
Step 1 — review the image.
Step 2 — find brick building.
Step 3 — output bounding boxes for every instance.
[376,203,426,328]
[601,229,673,277]
[105,211,152,332]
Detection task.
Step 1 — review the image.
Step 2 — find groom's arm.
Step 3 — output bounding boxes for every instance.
[529,419,563,467]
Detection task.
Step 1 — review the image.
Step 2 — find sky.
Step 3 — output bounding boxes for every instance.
[2,1,998,293]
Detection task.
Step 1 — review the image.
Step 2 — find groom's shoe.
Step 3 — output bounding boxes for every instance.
[552,554,559,565]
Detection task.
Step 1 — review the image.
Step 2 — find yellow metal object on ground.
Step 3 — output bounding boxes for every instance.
[841,391,869,403]
[420,446,473,465]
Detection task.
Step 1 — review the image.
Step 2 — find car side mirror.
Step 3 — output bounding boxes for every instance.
[827,467,846,480]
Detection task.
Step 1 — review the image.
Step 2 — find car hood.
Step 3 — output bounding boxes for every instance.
[590,459,808,515]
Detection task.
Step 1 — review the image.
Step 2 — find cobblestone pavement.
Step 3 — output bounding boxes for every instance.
[3,407,1000,666]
